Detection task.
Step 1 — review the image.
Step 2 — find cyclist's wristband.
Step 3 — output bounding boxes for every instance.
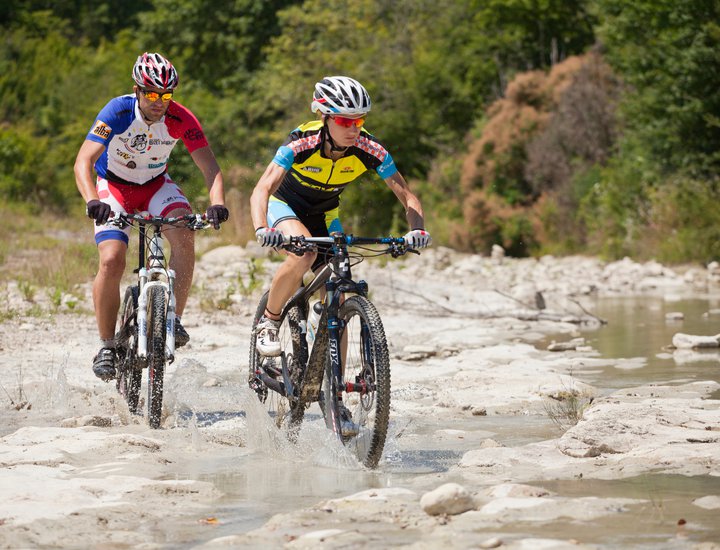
[255,226,266,232]
[411,228,426,231]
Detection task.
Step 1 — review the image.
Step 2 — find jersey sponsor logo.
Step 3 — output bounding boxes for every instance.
[115,149,132,160]
[127,161,137,169]
[162,194,184,205]
[149,138,174,146]
[130,134,148,152]
[296,179,334,192]
[339,166,354,173]
[148,162,166,169]
[183,128,204,141]
[300,166,322,173]
[92,120,111,139]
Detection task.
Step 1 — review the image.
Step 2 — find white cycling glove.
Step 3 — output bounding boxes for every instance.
[255,226,285,247]
[403,229,432,249]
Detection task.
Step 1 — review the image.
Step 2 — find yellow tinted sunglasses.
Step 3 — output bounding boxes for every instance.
[141,89,173,102]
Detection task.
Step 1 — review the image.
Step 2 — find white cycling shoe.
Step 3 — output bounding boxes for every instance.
[256,317,281,356]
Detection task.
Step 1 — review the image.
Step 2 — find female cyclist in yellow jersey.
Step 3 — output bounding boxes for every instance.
[250,76,431,357]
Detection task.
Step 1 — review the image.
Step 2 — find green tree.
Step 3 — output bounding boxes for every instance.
[139,0,301,94]
[592,0,720,176]
[0,0,151,44]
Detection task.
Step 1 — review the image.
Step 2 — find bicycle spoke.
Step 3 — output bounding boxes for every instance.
[116,286,142,414]
[249,292,307,435]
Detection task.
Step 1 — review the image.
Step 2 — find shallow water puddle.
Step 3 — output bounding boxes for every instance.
[524,475,720,547]
[166,295,720,547]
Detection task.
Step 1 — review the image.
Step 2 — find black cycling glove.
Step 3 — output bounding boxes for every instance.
[206,205,229,229]
[86,200,111,225]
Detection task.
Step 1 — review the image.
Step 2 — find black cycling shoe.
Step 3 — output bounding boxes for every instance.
[175,320,190,348]
[92,348,117,382]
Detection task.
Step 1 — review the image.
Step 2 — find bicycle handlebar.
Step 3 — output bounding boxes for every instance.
[109,212,212,231]
[280,233,418,258]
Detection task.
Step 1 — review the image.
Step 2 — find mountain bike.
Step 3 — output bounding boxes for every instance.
[110,212,210,428]
[248,233,417,468]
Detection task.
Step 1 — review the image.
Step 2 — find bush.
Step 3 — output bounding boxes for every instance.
[643,176,720,263]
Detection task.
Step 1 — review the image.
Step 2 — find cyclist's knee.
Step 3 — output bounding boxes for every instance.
[97,240,126,274]
[97,249,125,276]
[286,250,315,272]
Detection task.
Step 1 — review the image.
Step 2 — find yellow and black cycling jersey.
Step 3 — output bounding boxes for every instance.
[271,120,398,216]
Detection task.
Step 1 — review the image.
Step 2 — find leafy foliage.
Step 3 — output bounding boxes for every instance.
[0,0,717,263]
[592,0,720,176]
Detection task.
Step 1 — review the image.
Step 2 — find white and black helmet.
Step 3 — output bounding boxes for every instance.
[311,76,371,116]
[132,52,179,90]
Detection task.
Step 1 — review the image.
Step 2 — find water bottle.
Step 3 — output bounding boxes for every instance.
[306,300,323,345]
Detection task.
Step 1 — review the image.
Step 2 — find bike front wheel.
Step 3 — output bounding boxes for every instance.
[249,292,308,432]
[116,285,142,414]
[147,286,166,429]
[337,295,391,468]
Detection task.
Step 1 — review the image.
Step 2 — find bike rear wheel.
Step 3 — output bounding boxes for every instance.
[147,286,166,429]
[116,285,142,414]
[337,296,391,468]
[249,292,308,431]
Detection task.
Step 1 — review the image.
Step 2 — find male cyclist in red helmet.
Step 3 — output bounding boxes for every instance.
[75,52,229,381]
[250,76,431,358]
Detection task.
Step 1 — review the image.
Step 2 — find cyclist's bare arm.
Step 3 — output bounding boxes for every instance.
[250,161,288,230]
[383,171,426,230]
[190,145,225,205]
[74,140,106,202]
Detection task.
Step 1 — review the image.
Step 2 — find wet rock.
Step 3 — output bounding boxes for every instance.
[78,415,112,427]
[399,345,438,361]
[547,337,585,351]
[286,528,347,547]
[482,483,551,499]
[60,415,112,428]
[420,483,476,516]
[665,311,685,321]
[692,495,720,510]
[671,332,720,349]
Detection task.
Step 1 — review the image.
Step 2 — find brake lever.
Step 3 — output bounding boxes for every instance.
[109,214,130,229]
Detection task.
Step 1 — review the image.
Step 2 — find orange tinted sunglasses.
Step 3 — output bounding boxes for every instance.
[331,115,365,128]
[141,89,173,102]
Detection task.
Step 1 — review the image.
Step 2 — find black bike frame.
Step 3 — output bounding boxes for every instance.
[277,234,380,402]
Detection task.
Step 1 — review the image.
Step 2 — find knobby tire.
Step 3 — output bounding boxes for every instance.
[336,296,391,468]
[147,286,166,429]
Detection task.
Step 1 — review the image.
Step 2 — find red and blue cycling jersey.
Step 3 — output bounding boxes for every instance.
[85,94,208,185]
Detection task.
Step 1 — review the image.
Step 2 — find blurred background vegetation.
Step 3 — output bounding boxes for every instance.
[1,0,719,265]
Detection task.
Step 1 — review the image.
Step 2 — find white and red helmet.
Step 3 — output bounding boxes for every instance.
[132,52,179,90]
[311,76,371,116]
